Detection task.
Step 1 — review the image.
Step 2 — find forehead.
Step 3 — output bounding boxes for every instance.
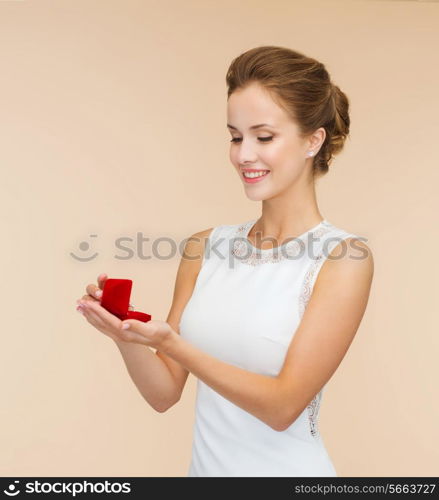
[227,82,291,128]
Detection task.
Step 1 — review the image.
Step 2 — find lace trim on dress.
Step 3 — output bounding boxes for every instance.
[301,257,325,438]
[302,269,323,436]
[307,390,323,437]
[297,222,335,438]
[230,219,334,266]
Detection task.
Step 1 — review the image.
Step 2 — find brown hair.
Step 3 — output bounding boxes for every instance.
[226,45,350,179]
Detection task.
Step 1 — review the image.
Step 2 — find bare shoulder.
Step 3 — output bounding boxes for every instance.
[182,227,216,264]
[165,225,216,331]
[172,226,216,294]
[315,236,374,293]
[328,236,374,270]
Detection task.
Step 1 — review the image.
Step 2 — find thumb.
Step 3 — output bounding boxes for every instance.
[121,319,141,331]
[97,273,108,289]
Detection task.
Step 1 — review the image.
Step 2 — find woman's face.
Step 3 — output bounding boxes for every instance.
[227,82,324,201]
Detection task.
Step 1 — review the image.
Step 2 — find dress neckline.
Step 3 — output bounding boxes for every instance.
[243,218,329,253]
[231,217,335,266]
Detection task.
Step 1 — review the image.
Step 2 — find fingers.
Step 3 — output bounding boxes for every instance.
[83,300,121,329]
[97,273,108,291]
[79,294,99,304]
[85,272,107,301]
[86,283,103,300]
[80,304,106,330]
[120,319,142,331]
[80,302,143,344]
[118,321,150,345]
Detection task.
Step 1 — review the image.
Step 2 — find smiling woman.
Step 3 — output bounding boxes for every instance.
[77,45,374,479]
[173,45,374,477]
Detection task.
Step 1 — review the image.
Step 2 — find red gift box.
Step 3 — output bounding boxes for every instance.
[100,278,151,322]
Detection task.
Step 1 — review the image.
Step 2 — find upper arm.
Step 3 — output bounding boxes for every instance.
[156,226,215,404]
[277,237,374,430]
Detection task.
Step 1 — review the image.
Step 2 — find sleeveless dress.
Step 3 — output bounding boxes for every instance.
[179,217,360,477]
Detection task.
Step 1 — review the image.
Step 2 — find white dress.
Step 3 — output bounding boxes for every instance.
[179,218,360,477]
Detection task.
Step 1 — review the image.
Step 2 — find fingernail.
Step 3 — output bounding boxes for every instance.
[95,290,102,297]
[76,306,84,314]
[122,323,130,330]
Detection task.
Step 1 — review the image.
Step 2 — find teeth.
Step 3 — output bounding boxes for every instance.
[243,171,269,178]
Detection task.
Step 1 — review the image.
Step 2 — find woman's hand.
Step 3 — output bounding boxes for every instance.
[76,273,173,349]
[77,273,134,312]
[76,272,120,343]
[76,272,137,343]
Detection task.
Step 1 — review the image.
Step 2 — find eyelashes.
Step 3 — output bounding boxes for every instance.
[230,137,273,143]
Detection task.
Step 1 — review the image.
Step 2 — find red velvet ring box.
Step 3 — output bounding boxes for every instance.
[100,278,151,323]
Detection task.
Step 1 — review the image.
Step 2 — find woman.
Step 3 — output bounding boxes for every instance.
[76,46,374,477]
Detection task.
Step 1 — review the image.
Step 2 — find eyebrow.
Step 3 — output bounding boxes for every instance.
[226,123,274,130]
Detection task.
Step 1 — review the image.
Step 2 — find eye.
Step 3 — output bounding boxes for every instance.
[230,137,273,143]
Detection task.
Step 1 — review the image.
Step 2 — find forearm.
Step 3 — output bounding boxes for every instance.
[114,340,178,412]
[160,332,286,430]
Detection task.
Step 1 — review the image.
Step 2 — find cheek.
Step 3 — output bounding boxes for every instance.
[229,141,302,171]
[261,142,295,169]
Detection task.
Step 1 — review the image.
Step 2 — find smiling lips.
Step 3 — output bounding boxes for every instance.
[241,169,270,183]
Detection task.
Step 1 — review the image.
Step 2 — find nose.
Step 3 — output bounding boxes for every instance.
[235,138,258,165]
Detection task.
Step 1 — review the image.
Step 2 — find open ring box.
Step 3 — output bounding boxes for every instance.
[100,278,152,322]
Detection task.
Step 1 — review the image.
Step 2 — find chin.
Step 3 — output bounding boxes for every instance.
[243,189,272,202]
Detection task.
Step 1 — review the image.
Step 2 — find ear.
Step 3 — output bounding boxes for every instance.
[308,127,326,153]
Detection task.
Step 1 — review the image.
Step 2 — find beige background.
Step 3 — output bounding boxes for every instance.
[0,0,438,477]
